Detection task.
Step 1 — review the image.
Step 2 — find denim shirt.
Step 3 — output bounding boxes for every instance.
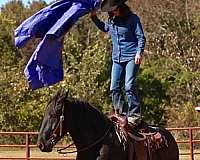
[92,13,146,63]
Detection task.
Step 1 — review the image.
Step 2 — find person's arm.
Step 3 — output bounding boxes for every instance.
[90,11,109,32]
[134,16,146,64]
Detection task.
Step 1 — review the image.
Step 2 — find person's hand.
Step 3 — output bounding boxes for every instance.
[90,10,97,17]
[135,54,143,64]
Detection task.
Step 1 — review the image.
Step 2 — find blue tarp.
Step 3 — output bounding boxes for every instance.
[15,0,101,90]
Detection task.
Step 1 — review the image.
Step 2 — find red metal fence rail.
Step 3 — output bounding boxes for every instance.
[167,127,200,160]
[0,127,200,160]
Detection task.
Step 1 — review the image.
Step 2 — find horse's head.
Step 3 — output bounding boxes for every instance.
[37,89,68,152]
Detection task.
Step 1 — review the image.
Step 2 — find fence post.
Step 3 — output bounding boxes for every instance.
[26,134,30,160]
[189,128,194,160]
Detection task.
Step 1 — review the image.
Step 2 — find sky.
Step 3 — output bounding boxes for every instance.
[0,0,54,6]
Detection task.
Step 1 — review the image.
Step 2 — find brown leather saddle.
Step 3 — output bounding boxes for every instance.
[108,113,168,160]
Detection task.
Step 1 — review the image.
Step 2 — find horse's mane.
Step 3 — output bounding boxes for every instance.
[66,97,107,121]
[48,89,96,111]
[48,89,110,128]
[63,96,112,144]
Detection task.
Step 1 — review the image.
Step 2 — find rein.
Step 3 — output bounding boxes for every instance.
[54,106,65,137]
[47,104,65,147]
[57,124,112,154]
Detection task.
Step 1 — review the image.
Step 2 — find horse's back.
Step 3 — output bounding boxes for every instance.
[151,127,179,160]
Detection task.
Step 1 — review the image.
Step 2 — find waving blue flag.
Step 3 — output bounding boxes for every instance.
[15,0,101,90]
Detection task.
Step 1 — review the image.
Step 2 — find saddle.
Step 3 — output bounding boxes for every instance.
[108,113,168,160]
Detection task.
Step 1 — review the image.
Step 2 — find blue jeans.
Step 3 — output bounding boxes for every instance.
[110,60,140,117]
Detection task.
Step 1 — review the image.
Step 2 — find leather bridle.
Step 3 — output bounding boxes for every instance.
[47,101,112,154]
[47,104,65,147]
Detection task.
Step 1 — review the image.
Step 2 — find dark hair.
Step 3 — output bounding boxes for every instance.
[108,3,131,22]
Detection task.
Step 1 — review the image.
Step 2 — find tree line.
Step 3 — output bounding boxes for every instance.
[0,0,199,134]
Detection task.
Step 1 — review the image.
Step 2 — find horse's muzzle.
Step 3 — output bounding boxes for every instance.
[38,142,45,150]
[37,141,53,152]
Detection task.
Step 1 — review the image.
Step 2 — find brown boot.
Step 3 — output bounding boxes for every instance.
[109,111,128,128]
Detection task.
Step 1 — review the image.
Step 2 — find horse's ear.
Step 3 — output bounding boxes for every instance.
[57,88,68,99]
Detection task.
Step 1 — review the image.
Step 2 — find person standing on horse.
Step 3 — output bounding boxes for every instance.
[91,0,146,126]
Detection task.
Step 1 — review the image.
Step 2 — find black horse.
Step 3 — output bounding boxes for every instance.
[37,89,179,160]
